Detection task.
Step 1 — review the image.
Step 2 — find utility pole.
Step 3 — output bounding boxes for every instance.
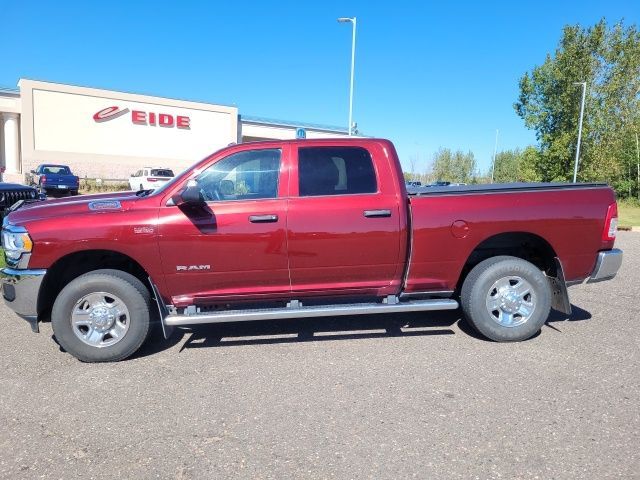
[573,82,587,183]
[491,129,499,183]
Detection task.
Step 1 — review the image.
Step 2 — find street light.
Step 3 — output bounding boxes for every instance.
[490,129,499,183]
[337,16,356,135]
[573,82,587,183]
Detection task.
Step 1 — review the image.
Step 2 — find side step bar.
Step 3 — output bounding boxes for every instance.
[164,298,459,327]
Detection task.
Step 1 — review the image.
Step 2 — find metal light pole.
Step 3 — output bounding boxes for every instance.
[573,82,587,183]
[338,17,356,135]
[491,129,499,183]
[636,132,639,201]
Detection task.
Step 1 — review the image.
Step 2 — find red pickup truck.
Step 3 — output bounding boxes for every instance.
[1,139,622,362]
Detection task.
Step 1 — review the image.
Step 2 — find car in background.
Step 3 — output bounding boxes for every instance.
[129,167,175,191]
[27,164,79,197]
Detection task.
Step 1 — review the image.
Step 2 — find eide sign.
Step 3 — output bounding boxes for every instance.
[93,106,190,129]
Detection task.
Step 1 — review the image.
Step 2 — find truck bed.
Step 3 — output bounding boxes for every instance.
[405,182,616,293]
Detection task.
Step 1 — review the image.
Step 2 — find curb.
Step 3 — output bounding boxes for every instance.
[618,226,640,232]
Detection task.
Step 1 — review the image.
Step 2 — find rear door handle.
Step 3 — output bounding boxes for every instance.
[249,214,279,223]
[363,209,392,218]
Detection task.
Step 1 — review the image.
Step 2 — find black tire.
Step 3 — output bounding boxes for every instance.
[51,269,151,362]
[460,256,551,342]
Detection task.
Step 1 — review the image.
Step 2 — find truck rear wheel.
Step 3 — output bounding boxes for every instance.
[51,269,151,362]
[460,256,551,342]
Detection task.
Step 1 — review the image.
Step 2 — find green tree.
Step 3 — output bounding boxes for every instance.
[493,147,542,183]
[514,19,640,194]
[493,150,520,183]
[430,148,477,183]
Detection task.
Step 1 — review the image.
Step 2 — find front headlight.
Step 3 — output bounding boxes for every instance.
[1,225,33,261]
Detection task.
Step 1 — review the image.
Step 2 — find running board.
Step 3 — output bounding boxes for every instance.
[164,298,459,327]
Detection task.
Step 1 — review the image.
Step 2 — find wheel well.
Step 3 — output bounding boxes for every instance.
[457,232,558,292]
[37,250,151,319]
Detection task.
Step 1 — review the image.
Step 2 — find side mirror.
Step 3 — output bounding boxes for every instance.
[179,185,205,204]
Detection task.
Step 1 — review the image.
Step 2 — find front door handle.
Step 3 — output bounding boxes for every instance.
[249,214,279,223]
[363,209,392,218]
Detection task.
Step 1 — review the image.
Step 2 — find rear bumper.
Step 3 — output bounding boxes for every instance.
[587,249,623,283]
[1,267,46,332]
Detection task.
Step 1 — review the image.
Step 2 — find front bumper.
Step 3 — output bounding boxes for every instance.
[1,267,46,332]
[587,248,623,283]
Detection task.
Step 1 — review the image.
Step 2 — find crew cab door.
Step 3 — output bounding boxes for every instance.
[286,143,405,297]
[157,146,290,306]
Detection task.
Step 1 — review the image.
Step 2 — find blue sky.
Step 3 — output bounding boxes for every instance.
[2,0,638,174]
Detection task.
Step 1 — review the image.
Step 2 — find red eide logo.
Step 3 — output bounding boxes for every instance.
[92,106,190,129]
[93,106,130,122]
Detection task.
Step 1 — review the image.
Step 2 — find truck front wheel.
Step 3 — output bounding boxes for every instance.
[460,256,551,342]
[51,269,151,362]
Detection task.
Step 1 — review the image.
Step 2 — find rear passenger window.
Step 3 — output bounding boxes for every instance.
[298,147,377,196]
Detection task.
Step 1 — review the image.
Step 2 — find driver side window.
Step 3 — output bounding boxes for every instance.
[195,148,282,202]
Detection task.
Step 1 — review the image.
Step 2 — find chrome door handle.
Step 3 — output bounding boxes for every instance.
[249,214,279,223]
[363,209,392,218]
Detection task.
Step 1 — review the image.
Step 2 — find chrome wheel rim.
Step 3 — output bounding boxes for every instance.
[71,292,130,348]
[485,276,535,328]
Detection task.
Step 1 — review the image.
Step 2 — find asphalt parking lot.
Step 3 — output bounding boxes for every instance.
[0,233,638,479]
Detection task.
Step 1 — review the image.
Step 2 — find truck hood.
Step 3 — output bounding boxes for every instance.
[6,191,140,226]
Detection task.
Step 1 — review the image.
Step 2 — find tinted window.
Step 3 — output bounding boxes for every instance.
[151,169,174,177]
[298,147,377,196]
[195,149,281,201]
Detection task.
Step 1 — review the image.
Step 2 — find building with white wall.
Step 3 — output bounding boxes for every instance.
[0,79,350,183]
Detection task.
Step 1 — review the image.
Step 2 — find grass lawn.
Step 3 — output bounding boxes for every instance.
[0,249,4,269]
[618,201,640,228]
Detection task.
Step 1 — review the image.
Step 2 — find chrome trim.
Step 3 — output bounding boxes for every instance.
[587,249,623,283]
[12,253,31,270]
[1,267,47,318]
[400,290,454,300]
[88,200,122,211]
[165,298,459,327]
